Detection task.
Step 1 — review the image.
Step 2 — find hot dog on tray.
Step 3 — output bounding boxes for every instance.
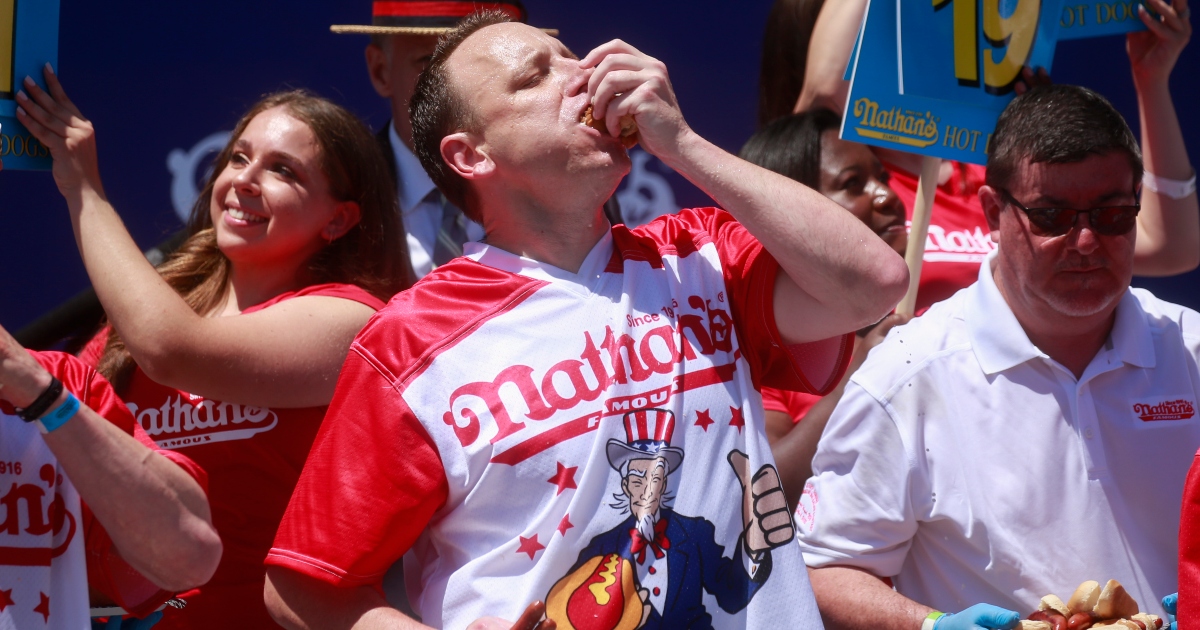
[1016,580,1163,630]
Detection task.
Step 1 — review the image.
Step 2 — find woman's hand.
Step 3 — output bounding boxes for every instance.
[15,64,106,201]
[1128,0,1191,88]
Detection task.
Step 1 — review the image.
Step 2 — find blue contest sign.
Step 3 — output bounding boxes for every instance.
[1058,0,1149,38]
[0,0,56,170]
[844,0,1147,164]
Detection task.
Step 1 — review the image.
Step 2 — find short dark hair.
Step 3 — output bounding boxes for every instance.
[739,108,841,189]
[987,84,1142,191]
[410,10,514,223]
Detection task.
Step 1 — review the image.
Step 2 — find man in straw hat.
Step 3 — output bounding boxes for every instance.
[267,8,907,629]
[332,1,558,280]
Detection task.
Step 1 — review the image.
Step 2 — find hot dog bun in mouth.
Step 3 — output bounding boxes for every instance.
[582,104,639,149]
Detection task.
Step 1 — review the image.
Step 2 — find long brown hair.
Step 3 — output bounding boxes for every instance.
[98,90,412,392]
[758,0,827,127]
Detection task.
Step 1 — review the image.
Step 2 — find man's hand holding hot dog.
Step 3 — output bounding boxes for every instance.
[582,41,908,346]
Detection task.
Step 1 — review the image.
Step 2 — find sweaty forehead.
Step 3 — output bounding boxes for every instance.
[450,22,573,79]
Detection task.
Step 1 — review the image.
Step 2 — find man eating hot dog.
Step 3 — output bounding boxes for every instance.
[261,8,908,629]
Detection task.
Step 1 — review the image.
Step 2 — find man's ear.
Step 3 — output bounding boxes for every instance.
[365,42,392,99]
[325,201,363,242]
[979,185,1004,240]
[441,132,494,181]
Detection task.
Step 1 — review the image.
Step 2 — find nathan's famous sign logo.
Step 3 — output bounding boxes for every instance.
[443,295,737,465]
[854,97,996,157]
[852,99,940,149]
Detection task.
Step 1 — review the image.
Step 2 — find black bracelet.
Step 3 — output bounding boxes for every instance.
[16,376,64,422]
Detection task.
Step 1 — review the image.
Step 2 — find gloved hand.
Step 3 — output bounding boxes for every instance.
[933,604,1021,630]
[1162,593,1178,630]
[91,611,164,630]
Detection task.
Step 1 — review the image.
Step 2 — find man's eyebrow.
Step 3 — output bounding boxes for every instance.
[1033,190,1136,207]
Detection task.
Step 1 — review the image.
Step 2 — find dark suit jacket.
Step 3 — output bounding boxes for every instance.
[570,509,770,629]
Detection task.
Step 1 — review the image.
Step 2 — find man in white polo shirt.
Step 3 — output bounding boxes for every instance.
[797,84,1200,630]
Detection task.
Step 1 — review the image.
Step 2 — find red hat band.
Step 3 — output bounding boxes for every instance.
[372,1,526,28]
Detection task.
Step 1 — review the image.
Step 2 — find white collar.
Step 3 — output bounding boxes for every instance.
[389,122,438,215]
[464,231,614,295]
[966,248,1155,375]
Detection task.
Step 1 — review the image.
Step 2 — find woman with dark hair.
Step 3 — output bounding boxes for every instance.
[756,0,825,127]
[16,67,412,627]
[739,109,909,506]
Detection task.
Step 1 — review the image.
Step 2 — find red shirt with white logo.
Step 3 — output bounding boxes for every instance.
[0,352,207,627]
[269,208,851,628]
[81,283,384,629]
[887,161,994,314]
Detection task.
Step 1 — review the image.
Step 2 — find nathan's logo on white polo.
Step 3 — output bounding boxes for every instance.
[442,295,737,465]
[1133,399,1196,422]
[922,225,995,264]
[128,396,279,449]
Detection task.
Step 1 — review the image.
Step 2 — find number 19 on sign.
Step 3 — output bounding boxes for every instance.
[932,0,1042,94]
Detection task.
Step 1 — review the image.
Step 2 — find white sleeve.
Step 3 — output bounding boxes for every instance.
[795,380,920,578]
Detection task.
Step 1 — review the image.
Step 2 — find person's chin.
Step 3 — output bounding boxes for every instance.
[1042,281,1124,318]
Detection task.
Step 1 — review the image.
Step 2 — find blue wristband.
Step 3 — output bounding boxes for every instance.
[36,392,80,434]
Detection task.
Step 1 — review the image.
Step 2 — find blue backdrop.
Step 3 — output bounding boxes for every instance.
[1,1,1196,332]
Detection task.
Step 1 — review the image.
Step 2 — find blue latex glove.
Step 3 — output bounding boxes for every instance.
[933,604,1021,630]
[1163,593,1178,630]
[92,611,164,630]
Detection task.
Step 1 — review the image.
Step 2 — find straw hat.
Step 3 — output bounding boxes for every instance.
[331,1,558,36]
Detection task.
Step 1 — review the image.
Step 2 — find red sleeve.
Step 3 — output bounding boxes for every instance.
[267,343,449,587]
[23,352,207,617]
[760,387,823,424]
[627,208,853,395]
[243,282,387,314]
[1180,450,1200,624]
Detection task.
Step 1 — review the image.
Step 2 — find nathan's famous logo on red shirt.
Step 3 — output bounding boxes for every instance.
[443,295,736,464]
[0,464,76,567]
[128,396,279,449]
[920,225,995,263]
[1133,399,1196,422]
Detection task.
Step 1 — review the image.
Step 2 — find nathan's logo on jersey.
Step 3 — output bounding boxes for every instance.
[1134,399,1196,422]
[0,464,76,567]
[128,396,280,449]
[443,297,736,464]
[922,225,995,264]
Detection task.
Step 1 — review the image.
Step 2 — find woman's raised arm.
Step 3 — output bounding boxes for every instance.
[17,66,377,408]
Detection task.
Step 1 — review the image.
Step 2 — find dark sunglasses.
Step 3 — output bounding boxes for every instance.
[997,188,1140,237]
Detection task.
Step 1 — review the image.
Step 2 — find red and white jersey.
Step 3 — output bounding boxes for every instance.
[0,410,88,629]
[270,208,852,629]
[888,161,994,314]
[0,352,204,627]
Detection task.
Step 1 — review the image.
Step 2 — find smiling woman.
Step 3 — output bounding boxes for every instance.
[13,69,411,627]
